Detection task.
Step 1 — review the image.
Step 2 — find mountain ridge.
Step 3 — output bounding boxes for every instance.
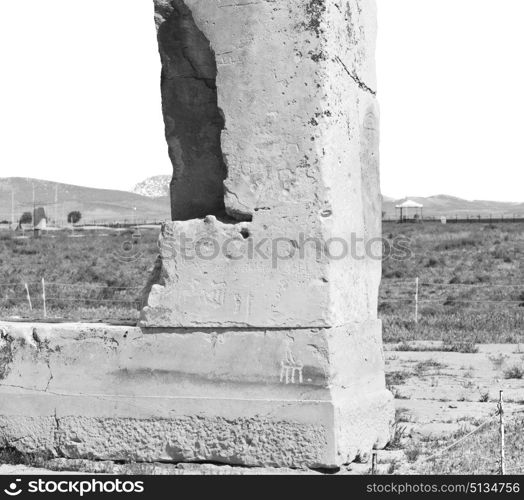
[382,194,524,218]
[1,177,522,223]
[133,175,171,198]
[0,177,170,224]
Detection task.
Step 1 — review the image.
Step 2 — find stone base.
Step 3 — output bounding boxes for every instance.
[0,321,394,469]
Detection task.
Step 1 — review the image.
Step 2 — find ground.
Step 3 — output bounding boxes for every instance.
[0,222,523,474]
[384,341,524,475]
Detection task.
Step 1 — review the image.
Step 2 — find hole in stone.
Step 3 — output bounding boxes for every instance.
[157,0,230,222]
[240,228,251,240]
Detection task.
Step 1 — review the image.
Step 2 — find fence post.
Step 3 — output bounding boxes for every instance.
[415,277,419,324]
[24,283,32,311]
[499,390,506,475]
[371,451,377,475]
[42,278,47,319]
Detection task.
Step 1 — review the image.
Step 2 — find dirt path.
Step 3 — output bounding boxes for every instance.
[385,342,524,437]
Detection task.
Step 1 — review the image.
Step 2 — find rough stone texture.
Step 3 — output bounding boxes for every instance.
[141,0,393,466]
[0,457,400,475]
[144,0,382,328]
[41,459,319,475]
[0,0,394,470]
[0,322,393,468]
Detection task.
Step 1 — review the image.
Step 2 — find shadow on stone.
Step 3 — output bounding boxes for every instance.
[157,0,227,221]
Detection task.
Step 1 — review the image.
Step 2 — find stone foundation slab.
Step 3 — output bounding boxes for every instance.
[0,321,393,468]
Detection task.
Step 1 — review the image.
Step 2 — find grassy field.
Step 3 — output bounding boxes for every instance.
[381,222,523,344]
[0,222,522,341]
[0,228,159,322]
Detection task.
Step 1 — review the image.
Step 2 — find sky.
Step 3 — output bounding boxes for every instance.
[0,0,523,202]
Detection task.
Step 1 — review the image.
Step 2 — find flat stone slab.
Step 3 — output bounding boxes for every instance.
[0,321,393,469]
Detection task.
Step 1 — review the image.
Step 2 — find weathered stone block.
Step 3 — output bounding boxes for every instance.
[0,321,393,468]
[0,0,394,471]
[144,0,382,328]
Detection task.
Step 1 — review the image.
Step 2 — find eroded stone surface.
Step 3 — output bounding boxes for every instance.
[0,322,393,468]
[145,0,382,328]
[0,0,394,471]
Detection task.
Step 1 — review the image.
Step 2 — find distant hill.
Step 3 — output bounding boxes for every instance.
[0,178,170,225]
[382,194,524,219]
[133,175,171,198]
[2,177,521,224]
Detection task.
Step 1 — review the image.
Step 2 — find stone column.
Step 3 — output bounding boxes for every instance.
[142,0,394,467]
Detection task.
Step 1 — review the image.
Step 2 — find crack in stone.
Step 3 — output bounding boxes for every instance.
[335,56,377,96]
[45,361,54,392]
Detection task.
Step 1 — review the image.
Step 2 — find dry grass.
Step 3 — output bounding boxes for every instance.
[1,222,523,341]
[0,228,159,322]
[381,222,524,344]
[406,415,524,475]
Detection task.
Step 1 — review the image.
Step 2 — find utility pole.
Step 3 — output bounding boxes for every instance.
[54,184,58,228]
[32,183,36,236]
[415,277,419,324]
[499,390,506,475]
[11,189,14,228]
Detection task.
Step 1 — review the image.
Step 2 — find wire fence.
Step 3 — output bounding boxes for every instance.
[382,215,524,224]
[373,393,524,475]
[0,277,523,323]
[0,280,142,322]
[379,278,524,319]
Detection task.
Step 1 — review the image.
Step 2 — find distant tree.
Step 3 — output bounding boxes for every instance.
[20,212,32,224]
[67,211,82,224]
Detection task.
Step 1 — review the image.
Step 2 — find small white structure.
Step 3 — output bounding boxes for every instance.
[396,199,424,222]
[34,218,47,231]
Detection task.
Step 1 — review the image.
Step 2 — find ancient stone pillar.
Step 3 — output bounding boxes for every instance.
[0,0,393,471]
[141,0,394,467]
